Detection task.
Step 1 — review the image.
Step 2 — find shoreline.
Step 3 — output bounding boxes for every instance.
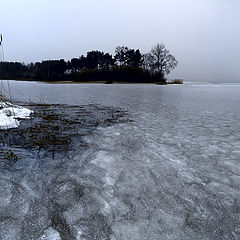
[0,79,183,85]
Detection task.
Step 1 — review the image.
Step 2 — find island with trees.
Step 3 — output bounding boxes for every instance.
[0,43,181,84]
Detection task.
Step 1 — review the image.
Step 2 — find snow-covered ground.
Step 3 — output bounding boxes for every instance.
[0,101,33,129]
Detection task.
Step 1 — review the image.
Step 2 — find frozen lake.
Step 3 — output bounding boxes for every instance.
[1,81,240,239]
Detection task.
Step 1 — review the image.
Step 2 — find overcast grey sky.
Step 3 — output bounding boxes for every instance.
[0,0,240,82]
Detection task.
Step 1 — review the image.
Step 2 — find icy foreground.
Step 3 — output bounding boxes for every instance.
[0,101,33,129]
[0,83,240,239]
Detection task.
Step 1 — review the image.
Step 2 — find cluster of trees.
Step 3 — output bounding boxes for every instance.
[0,43,178,83]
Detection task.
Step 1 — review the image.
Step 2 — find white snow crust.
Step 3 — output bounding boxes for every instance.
[0,101,33,129]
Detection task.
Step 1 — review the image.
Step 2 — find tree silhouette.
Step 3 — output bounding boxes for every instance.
[150,43,178,77]
[0,44,178,83]
[115,46,142,67]
[99,53,115,70]
[85,51,101,69]
[125,49,142,67]
[114,46,129,66]
[142,53,155,71]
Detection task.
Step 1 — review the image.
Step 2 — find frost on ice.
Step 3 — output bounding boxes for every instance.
[0,101,33,129]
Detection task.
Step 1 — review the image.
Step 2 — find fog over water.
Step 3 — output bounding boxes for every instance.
[1,0,240,82]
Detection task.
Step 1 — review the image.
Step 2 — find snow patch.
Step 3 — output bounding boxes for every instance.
[0,101,33,129]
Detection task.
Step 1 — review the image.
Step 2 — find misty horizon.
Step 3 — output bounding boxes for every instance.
[1,0,240,82]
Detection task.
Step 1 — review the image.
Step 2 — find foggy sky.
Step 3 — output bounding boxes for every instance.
[0,0,240,82]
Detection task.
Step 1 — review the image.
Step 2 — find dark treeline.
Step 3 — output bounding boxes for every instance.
[0,44,178,83]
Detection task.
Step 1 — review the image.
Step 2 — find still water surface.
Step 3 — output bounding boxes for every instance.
[1,81,240,239]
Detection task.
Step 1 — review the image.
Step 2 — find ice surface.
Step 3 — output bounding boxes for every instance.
[40,228,61,240]
[0,101,33,129]
[0,82,240,239]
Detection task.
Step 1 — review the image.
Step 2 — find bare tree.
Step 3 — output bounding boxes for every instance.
[150,43,178,77]
[142,53,155,71]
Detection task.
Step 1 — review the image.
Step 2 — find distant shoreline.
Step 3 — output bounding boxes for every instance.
[0,44,180,86]
[0,78,183,85]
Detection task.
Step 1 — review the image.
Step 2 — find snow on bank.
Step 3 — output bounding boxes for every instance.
[0,101,33,129]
